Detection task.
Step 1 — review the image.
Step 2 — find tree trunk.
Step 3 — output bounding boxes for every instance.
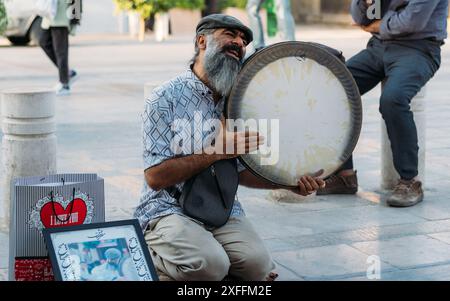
[203,0,220,17]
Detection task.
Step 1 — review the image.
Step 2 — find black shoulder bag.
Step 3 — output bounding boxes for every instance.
[167,159,239,228]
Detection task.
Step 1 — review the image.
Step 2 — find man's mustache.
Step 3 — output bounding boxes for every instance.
[221,44,243,60]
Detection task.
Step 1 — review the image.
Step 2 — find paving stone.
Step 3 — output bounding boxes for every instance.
[428,232,450,245]
[251,205,425,240]
[352,235,450,269]
[341,264,450,281]
[263,220,450,250]
[273,262,304,281]
[264,238,300,253]
[401,197,450,221]
[272,244,396,280]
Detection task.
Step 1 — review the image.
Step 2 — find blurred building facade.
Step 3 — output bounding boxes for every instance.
[75,0,449,35]
[291,0,353,24]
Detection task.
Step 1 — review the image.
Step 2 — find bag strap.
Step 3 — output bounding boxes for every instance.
[50,187,76,223]
[165,186,182,200]
[211,164,229,209]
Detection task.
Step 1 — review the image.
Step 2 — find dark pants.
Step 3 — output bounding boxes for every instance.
[39,27,70,85]
[341,37,441,180]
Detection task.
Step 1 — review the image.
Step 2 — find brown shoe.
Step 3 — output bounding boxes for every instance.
[387,179,424,207]
[316,171,358,195]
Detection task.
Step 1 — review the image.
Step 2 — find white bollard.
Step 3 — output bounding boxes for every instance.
[118,10,129,34]
[128,11,140,38]
[381,87,426,190]
[155,12,170,42]
[0,88,57,231]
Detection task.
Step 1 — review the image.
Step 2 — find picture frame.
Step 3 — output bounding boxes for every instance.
[43,219,159,281]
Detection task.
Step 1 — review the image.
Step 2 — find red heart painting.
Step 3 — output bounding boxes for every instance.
[40,199,87,228]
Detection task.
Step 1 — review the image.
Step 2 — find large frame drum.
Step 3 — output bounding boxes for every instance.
[227,42,362,187]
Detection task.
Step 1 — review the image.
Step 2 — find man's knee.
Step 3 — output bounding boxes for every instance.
[175,247,231,281]
[231,246,274,280]
[379,89,411,119]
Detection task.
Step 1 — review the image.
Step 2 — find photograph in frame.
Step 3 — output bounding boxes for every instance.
[43,219,159,281]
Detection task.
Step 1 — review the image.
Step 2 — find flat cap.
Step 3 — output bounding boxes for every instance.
[196,14,253,44]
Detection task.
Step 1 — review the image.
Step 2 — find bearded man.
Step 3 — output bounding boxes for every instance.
[134,14,325,281]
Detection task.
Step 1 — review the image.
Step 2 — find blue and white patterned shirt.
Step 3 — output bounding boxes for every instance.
[134,69,245,231]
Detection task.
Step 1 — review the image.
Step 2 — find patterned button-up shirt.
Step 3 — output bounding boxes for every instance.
[134,69,245,231]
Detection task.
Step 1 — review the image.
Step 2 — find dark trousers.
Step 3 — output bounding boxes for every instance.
[341,37,441,180]
[39,27,70,85]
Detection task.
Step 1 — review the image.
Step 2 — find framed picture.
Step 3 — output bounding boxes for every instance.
[43,219,159,281]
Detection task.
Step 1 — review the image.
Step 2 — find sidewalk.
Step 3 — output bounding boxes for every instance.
[1,25,450,281]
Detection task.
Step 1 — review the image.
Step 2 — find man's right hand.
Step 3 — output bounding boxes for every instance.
[207,118,265,160]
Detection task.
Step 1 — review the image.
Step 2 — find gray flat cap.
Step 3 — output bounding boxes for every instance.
[196,14,253,43]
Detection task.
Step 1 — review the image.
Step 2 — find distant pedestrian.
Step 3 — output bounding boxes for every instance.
[246,0,296,51]
[39,0,80,96]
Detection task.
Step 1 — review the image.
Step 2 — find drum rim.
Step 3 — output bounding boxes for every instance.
[226,41,363,187]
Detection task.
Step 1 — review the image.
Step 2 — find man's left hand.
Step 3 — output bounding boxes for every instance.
[290,170,326,196]
[361,20,381,33]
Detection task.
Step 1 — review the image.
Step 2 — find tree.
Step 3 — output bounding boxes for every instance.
[114,0,203,20]
[113,0,204,41]
[202,0,248,17]
[202,0,219,16]
[219,0,247,10]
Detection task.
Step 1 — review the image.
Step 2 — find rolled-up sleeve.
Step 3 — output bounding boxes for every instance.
[379,0,440,39]
[142,91,174,170]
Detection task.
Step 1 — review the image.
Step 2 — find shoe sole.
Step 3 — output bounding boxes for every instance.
[387,195,424,208]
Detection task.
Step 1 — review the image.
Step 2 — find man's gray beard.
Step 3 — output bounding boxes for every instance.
[204,37,242,97]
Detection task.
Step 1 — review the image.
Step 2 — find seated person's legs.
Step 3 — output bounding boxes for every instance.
[213,216,275,281]
[145,214,231,281]
[318,40,384,195]
[379,41,440,206]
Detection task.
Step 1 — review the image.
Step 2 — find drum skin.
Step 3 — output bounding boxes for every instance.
[227,42,362,187]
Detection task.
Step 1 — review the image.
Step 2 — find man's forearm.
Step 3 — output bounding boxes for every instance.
[145,153,224,191]
[379,0,440,38]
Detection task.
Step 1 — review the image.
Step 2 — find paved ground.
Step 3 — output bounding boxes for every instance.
[1,25,450,281]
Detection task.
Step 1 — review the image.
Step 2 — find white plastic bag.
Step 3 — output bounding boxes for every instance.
[36,0,58,20]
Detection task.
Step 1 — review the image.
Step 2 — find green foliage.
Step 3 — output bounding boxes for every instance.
[219,0,247,10]
[0,0,7,35]
[114,0,204,19]
[175,0,204,10]
[265,0,278,36]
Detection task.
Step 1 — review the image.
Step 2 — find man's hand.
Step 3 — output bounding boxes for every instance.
[361,20,381,33]
[290,170,326,196]
[210,117,265,160]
